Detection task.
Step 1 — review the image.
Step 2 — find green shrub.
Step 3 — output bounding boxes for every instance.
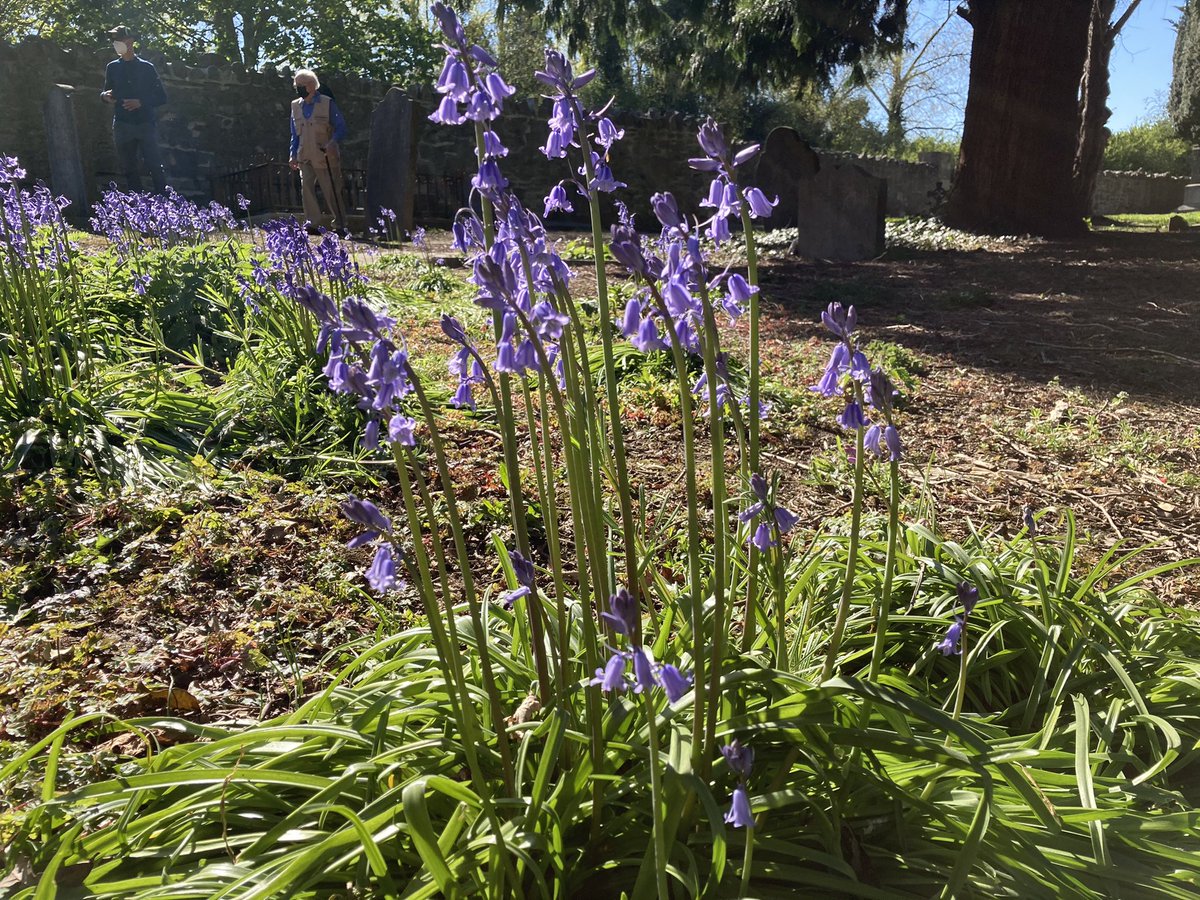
[1103,118,1191,176]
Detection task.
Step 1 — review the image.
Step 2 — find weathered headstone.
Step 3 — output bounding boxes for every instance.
[789,163,886,262]
[752,126,820,228]
[366,87,416,236]
[42,84,88,223]
[1168,214,1190,232]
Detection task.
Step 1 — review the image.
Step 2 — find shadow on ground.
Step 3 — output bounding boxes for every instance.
[760,231,1200,408]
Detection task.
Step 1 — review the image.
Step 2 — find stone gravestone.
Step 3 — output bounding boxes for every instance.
[1181,146,1200,211]
[789,163,886,262]
[366,88,416,237]
[42,84,88,224]
[752,126,820,228]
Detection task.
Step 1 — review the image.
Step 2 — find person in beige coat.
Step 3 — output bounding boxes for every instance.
[289,69,348,233]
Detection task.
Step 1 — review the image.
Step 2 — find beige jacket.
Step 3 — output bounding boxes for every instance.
[291,94,333,163]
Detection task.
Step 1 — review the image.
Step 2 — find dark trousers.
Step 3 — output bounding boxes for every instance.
[114,121,167,193]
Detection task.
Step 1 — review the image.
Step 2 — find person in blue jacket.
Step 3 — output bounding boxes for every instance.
[100,26,169,193]
[289,68,348,234]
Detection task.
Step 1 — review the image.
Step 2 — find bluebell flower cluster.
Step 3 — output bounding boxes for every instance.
[740,472,800,551]
[0,158,73,269]
[90,186,240,256]
[687,117,777,245]
[441,313,490,411]
[532,49,631,210]
[721,739,755,828]
[261,216,364,301]
[607,122,774,421]
[340,496,406,594]
[811,302,903,462]
[289,280,417,450]
[935,581,980,656]
[426,14,581,389]
[591,589,693,702]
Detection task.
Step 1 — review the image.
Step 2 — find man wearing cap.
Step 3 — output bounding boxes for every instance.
[101,27,169,193]
[289,68,348,234]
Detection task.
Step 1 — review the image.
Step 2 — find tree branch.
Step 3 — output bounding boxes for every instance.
[1109,0,1143,39]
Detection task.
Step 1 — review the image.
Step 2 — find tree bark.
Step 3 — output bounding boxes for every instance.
[944,0,1093,236]
[1073,0,1143,218]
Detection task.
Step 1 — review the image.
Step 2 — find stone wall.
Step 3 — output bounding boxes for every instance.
[404,84,709,226]
[817,151,945,217]
[0,37,389,204]
[1091,170,1189,215]
[1,36,1190,224]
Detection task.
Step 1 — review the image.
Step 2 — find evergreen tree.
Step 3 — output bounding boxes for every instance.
[1169,0,1200,144]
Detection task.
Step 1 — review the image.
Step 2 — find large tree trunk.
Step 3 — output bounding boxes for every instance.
[944,0,1092,237]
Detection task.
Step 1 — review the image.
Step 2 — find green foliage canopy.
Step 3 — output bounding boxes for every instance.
[1169,0,1200,144]
[2,0,440,81]
[502,0,909,94]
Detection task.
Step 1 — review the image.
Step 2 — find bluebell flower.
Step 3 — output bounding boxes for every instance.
[633,316,668,353]
[596,117,625,150]
[591,652,627,693]
[483,72,515,107]
[936,616,965,656]
[774,507,799,533]
[341,497,392,548]
[733,144,760,167]
[362,418,380,451]
[503,549,536,608]
[602,587,638,636]
[431,1,466,44]
[883,425,902,462]
[744,187,777,218]
[543,183,572,216]
[696,117,729,162]
[388,414,417,446]
[367,543,403,593]
[632,646,656,693]
[725,273,756,307]
[822,302,857,340]
[725,785,754,828]
[650,191,686,233]
[472,160,509,197]
[752,522,776,551]
[936,581,980,655]
[436,57,470,102]
[465,91,498,122]
[482,129,508,159]
[721,739,754,778]
[658,664,692,703]
[621,297,642,338]
[429,94,465,125]
[957,581,979,616]
[588,157,626,193]
[837,401,868,431]
[721,739,755,828]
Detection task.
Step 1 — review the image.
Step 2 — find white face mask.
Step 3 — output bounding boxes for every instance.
[113,41,128,55]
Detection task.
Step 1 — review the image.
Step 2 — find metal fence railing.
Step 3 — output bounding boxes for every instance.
[211,161,365,218]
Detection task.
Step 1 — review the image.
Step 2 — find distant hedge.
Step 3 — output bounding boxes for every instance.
[1104,118,1191,176]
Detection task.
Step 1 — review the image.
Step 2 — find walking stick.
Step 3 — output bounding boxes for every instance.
[323,148,347,235]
